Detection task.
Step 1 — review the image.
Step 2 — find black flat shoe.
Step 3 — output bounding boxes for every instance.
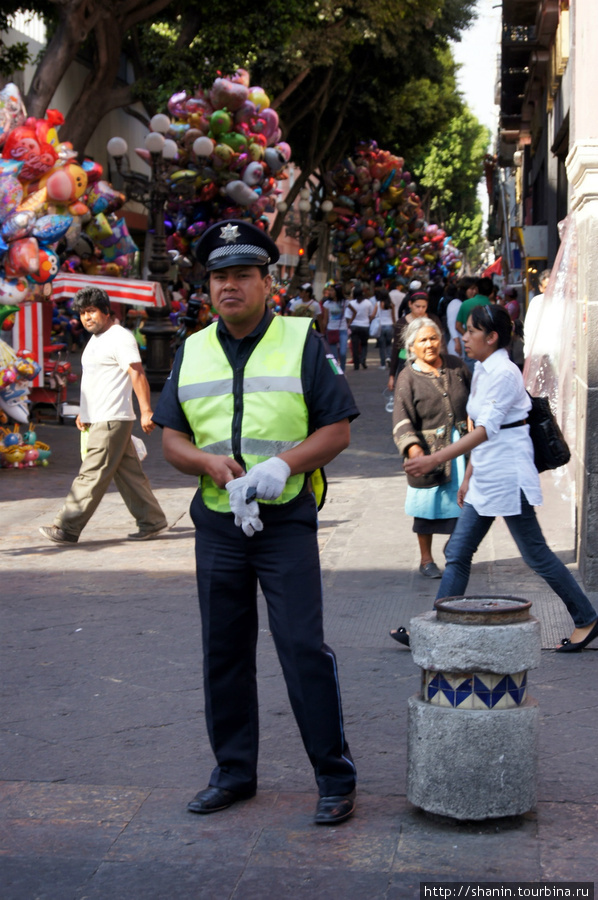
[555,618,598,653]
[389,627,410,647]
[314,790,356,825]
[187,785,255,814]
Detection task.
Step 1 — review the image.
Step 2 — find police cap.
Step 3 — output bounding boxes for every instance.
[195,219,279,272]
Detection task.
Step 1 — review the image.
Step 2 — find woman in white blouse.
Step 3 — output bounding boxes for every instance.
[400,303,598,653]
[346,285,375,371]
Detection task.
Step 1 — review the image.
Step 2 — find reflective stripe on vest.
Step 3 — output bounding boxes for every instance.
[178,316,315,512]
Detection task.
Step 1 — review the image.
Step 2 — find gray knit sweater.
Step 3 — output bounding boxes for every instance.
[392,356,471,488]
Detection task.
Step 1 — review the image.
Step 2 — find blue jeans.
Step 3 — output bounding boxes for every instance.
[329,329,349,371]
[338,329,348,371]
[378,325,394,366]
[436,492,597,628]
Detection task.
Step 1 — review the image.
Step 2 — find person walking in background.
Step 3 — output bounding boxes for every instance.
[289,283,322,331]
[347,284,374,370]
[455,276,494,372]
[442,283,464,359]
[391,317,470,584]
[500,287,524,370]
[399,304,598,653]
[39,287,168,545]
[373,288,395,369]
[387,290,442,392]
[153,219,358,825]
[397,279,423,318]
[524,268,552,359]
[388,279,406,320]
[322,282,350,370]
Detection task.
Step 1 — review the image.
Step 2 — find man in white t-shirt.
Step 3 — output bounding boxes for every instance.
[388,280,405,320]
[39,287,168,545]
[289,283,322,329]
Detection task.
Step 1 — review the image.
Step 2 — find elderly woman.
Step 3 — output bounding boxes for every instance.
[391,316,471,582]
[387,290,442,392]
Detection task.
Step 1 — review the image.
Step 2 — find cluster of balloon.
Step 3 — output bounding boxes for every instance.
[0,83,138,326]
[0,339,42,427]
[0,423,51,468]
[322,141,460,282]
[438,232,463,278]
[140,69,292,266]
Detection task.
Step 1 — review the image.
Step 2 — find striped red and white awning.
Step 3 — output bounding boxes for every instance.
[12,302,45,387]
[52,273,167,308]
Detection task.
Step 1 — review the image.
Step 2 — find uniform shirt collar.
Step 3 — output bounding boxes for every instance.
[216,307,273,341]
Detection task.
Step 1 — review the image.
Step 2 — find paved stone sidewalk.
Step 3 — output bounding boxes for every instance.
[1,349,597,898]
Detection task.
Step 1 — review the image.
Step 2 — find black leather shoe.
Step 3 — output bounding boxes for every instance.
[314,790,356,825]
[187,785,254,814]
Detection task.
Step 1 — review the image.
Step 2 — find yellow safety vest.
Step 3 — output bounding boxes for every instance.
[178,316,326,512]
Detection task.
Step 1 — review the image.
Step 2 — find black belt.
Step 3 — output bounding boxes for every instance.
[500,419,528,429]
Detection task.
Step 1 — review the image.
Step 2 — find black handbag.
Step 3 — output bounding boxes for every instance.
[526,394,571,473]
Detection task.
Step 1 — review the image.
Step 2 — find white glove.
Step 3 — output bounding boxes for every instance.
[245,457,291,501]
[226,477,264,537]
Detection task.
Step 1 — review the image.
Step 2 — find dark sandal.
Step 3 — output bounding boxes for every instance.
[555,618,598,653]
[389,627,410,648]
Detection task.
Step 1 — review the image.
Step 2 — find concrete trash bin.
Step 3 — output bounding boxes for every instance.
[406,596,541,821]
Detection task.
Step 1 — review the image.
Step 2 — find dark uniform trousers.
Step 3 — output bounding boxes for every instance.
[190,488,356,798]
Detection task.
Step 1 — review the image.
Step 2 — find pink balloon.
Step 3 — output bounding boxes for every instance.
[275,142,291,162]
[258,108,279,141]
[235,101,258,127]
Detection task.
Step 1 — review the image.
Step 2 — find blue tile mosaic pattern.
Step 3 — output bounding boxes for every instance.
[422,670,528,709]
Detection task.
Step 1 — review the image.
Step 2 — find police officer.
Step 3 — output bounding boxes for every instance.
[153,220,359,825]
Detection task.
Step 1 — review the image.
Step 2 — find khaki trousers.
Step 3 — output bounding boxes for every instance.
[54,420,167,538]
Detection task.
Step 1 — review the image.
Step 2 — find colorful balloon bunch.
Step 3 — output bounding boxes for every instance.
[142,70,292,265]
[0,339,42,427]
[323,142,461,281]
[0,83,138,321]
[0,423,51,468]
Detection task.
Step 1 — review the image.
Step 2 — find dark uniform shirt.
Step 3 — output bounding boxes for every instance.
[153,310,360,435]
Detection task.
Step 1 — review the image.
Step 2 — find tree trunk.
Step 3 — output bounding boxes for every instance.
[59,14,129,151]
[46,0,173,151]
[25,0,173,130]
[25,1,107,117]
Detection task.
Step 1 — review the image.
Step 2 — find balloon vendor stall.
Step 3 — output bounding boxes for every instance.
[0,82,170,439]
[322,141,462,283]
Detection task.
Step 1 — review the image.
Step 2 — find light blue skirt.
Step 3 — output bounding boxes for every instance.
[405,429,466,520]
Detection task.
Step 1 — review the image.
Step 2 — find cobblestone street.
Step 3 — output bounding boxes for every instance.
[1,353,597,898]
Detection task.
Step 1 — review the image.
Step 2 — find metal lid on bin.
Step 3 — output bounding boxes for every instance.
[434,595,532,625]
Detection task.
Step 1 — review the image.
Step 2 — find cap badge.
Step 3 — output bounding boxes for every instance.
[220,224,240,243]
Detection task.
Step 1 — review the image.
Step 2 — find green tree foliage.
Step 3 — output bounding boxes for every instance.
[129,0,313,117]
[127,0,481,250]
[1,4,51,78]
[412,105,490,261]
[1,11,29,78]
[3,0,481,255]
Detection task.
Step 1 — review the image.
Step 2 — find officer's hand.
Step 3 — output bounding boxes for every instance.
[226,477,264,537]
[244,457,291,501]
[207,456,245,488]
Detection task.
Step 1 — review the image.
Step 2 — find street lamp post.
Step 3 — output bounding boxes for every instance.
[107,115,177,388]
[297,188,312,283]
